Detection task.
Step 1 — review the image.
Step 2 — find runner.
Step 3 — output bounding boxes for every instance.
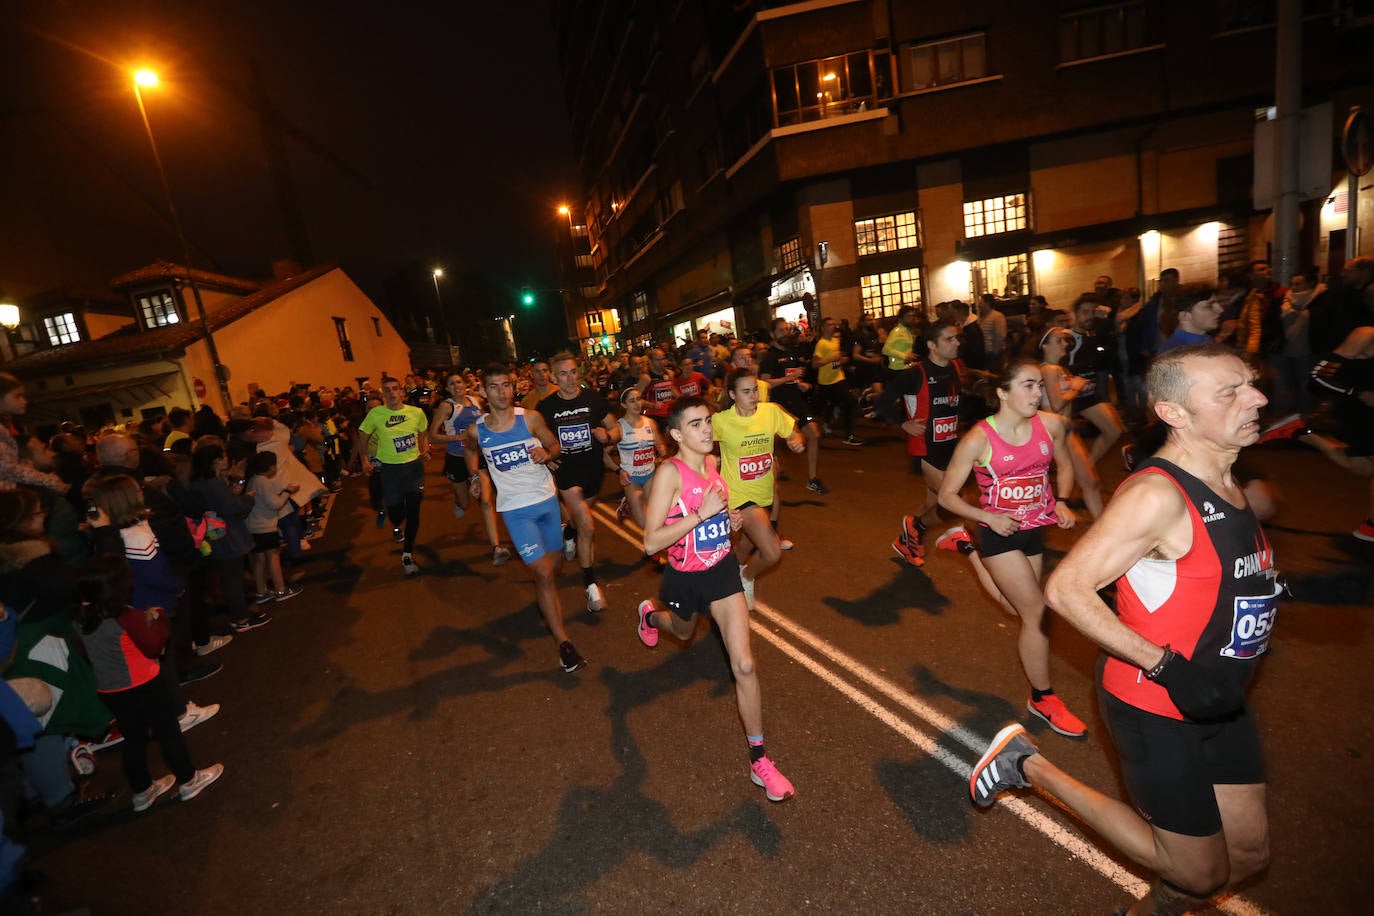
[972,344,1279,915]
[1038,327,1106,519]
[1068,294,1127,466]
[537,352,620,613]
[636,348,679,431]
[464,364,587,673]
[713,368,805,610]
[612,387,666,532]
[937,358,1088,737]
[357,377,428,577]
[812,317,863,446]
[430,372,511,565]
[758,318,824,494]
[674,355,712,400]
[635,396,795,802]
[520,359,557,412]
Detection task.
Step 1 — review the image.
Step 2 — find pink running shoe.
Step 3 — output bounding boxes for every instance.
[636,599,659,648]
[749,755,795,802]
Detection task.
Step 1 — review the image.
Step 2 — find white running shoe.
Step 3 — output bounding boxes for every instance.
[739,566,756,611]
[178,702,220,733]
[178,763,224,802]
[586,583,606,613]
[132,774,176,813]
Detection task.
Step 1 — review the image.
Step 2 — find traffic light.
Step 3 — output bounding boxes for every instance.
[521,288,535,306]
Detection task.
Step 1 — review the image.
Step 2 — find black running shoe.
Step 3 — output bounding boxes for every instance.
[559,640,587,673]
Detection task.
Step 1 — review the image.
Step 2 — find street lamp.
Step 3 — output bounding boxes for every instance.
[431,267,455,363]
[131,68,233,412]
[0,303,18,331]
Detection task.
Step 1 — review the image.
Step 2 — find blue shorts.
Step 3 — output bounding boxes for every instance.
[503,497,564,565]
[626,470,654,488]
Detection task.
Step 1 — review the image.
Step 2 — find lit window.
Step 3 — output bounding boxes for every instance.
[855,211,921,256]
[778,237,803,272]
[963,194,1029,238]
[907,33,987,91]
[970,254,1030,299]
[859,268,923,318]
[43,313,81,346]
[1060,1,1149,63]
[771,51,877,127]
[138,291,180,329]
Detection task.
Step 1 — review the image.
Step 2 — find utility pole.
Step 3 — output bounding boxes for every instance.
[1272,0,1301,286]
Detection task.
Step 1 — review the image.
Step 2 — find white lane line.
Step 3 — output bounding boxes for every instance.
[591,508,1268,916]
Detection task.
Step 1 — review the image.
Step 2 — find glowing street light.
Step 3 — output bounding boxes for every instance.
[131,68,232,411]
[431,267,455,363]
[0,303,19,330]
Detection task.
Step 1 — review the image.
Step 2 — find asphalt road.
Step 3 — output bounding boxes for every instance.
[31,423,1374,915]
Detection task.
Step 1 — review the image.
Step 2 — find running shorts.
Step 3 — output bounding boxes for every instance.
[660,553,743,621]
[553,455,605,499]
[502,497,564,565]
[923,443,956,473]
[378,459,425,506]
[251,531,283,553]
[974,524,1045,558]
[444,454,471,483]
[1099,688,1265,836]
[625,470,654,488]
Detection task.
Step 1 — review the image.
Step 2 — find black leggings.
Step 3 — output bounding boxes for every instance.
[388,491,423,552]
[101,674,195,791]
[817,382,856,437]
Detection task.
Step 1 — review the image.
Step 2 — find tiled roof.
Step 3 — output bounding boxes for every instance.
[108,261,265,294]
[5,263,339,377]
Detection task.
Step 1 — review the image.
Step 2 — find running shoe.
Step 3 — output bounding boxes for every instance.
[69,743,96,777]
[274,584,304,602]
[401,553,420,577]
[132,774,176,813]
[805,477,829,495]
[178,663,221,686]
[1121,444,1141,473]
[636,599,659,647]
[452,503,465,519]
[178,701,220,733]
[492,545,512,566]
[969,723,1037,808]
[178,763,224,802]
[936,525,974,555]
[891,537,925,568]
[559,640,587,673]
[778,537,794,551]
[586,582,606,612]
[1355,520,1374,543]
[88,726,124,752]
[374,511,386,528]
[749,756,795,802]
[392,527,404,543]
[253,592,274,606]
[902,515,927,558]
[231,612,272,633]
[1027,694,1088,738]
[1256,413,1309,444]
[740,566,756,610]
[616,496,629,523]
[842,435,864,447]
[563,525,577,560]
[193,634,233,657]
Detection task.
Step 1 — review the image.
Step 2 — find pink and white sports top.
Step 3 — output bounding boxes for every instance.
[664,457,733,572]
[972,413,1058,529]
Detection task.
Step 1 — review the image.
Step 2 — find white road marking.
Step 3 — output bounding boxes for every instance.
[590,505,1268,915]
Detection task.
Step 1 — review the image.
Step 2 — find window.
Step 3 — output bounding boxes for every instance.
[137,291,180,328]
[587,311,606,335]
[970,254,1030,299]
[571,224,589,239]
[963,194,1029,238]
[1217,222,1249,274]
[629,290,649,325]
[575,254,594,269]
[778,237,803,272]
[43,313,80,346]
[771,51,876,127]
[855,211,921,256]
[859,268,923,318]
[372,316,382,337]
[1060,2,1148,63]
[332,316,354,362]
[907,33,987,91]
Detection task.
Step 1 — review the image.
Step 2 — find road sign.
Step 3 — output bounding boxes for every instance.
[1343,107,1373,177]
[193,377,207,398]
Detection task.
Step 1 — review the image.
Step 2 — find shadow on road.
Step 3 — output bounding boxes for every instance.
[821,568,952,626]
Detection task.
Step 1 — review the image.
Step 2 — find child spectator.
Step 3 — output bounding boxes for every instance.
[244,452,303,604]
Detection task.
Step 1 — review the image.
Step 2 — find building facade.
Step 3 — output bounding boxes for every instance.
[550,0,1374,342]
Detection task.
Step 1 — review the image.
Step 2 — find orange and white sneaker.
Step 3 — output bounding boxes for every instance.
[1027,694,1087,738]
[892,536,925,568]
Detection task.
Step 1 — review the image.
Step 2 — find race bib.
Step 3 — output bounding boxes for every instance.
[931,416,958,443]
[990,474,1047,513]
[558,422,592,452]
[1221,590,1279,659]
[654,384,676,404]
[391,433,417,454]
[737,452,773,481]
[630,446,655,473]
[490,442,530,472]
[692,511,731,558]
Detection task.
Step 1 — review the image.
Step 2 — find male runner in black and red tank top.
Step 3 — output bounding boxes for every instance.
[636,348,679,431]
[969,344,1280,915]
[758,318,824,493]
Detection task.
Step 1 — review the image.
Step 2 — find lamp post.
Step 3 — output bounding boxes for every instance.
[132,68,233,413]
[0,302,18,363]
[431,267,456,364]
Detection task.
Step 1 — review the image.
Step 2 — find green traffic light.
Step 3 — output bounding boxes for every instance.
[522,290,535,305]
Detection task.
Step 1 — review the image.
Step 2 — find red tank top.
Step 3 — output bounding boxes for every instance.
[664,457,732,572]
[1103,459,1281,720]
[972,414,1057,528]
[643,374,678,417]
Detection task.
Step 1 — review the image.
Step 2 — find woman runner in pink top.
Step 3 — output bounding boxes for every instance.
[938,358,1089,739]
[636,396,795,802]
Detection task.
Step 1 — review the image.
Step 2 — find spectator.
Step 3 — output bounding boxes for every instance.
[977,294,1008,367]
[0,374,65,495]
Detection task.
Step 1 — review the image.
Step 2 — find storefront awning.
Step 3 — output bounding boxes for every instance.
[25,372,180,420]
[956,204,1250,261]
[657,288,732,324]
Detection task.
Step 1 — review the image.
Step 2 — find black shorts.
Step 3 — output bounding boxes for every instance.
[660,553,742,621]
[443,453,471,483]
[553,456,605,499]
[923,444,955,473]
[378,458,425,506]
[974,524,1044,558]
[251,531,282,553]
[770,394,817,427]
[1099,688,1265,837]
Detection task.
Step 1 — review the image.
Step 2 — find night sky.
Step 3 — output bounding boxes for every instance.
[1,0,577,349]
